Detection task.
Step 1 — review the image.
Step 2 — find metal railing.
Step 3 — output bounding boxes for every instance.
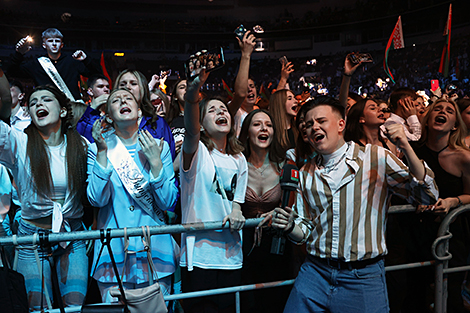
[0,204,469,313]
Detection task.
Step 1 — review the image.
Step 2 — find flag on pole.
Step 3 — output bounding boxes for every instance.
[222,79,233,100]
[438,4,452,77]
[100,52,112,88]
[384,16,405,84]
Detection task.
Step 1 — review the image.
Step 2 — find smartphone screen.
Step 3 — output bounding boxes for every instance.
[234,25,248,41]
[279,56,288,66]
[431,80,439,92]
[184,47,225,80]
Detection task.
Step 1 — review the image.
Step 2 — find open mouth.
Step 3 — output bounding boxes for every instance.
[215,117,228,125]
[314,133,325,143]
[247,94,255,101]
[36,109,49,118]
[258,134,269,142]
[435,115,447,124]
[120,107,131,114]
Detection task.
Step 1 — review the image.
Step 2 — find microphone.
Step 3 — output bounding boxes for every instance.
[271,164,299,255]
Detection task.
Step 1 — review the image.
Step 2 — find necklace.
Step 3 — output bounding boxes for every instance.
[249,161,271,177]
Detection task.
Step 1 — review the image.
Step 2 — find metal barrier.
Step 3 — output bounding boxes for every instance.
[0,204,469,313]
[432,204,470,313]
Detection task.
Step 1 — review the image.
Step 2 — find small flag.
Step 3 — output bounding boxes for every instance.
[439,4,452,77]
[222,79,233,101]
[259,83,269,101]
[100,52,112,88]
[384,16,405,84]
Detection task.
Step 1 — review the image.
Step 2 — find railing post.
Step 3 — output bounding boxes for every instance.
[432,205,470,313]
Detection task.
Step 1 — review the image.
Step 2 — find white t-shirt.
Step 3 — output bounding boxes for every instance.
[233,108,248,138]
[179,141,248,270]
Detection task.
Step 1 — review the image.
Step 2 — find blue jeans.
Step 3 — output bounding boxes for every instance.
[16,219,88,310]
[284,255,389,313]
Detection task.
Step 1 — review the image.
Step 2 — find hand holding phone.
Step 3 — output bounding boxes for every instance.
[185,47,225,81]
[348,52,373,64]
[431,80,439,92]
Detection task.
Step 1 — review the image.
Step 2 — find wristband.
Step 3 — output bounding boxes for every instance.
[284,222,295,235]
[343,73,352,77]
[457,196,463,207]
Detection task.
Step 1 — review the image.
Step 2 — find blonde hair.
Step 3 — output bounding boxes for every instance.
[420,99,470,151]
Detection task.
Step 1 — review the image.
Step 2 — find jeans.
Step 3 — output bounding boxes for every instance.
[16,218,88,310]
[284,255,389,313]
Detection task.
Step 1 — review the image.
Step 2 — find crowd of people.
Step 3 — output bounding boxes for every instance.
[0,25,469,313]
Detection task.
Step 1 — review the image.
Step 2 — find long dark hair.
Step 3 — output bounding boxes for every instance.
[269,89,298,151]
[199,97,244,156]
[239,109,285,168]
[294,100,315,169]
[166,79,186,126]
[344,98,369,143]
[25,85,87,199]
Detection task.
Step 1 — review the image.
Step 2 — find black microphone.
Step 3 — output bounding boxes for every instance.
[271,164,299,255]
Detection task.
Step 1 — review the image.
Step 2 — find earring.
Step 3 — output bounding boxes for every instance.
[200,126,205,132]
[60,109,67,118]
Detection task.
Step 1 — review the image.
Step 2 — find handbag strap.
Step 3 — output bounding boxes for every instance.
[121,226,159,287]
[102,229,128,305]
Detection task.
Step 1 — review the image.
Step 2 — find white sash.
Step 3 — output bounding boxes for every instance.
[37,57,76,102]
[106,133,166,223]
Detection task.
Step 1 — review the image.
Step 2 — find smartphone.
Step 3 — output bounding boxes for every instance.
[279,56,288,66]
[234,24,248,41]
[348,52,373,64]
[431,80,439,92]
[184,47,225,80]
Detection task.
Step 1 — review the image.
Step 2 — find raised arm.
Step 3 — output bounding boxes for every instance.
[227,31,256,117]
[0,68,12,121]
[182,70,209,170]
[339,54,361,109]
[276,61,294,91]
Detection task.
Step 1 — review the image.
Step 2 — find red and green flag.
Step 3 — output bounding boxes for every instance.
[384,16,405,84]
[101,52,112,89]
[259,83,269,101]
[438,4,452,77]
[222,79,233,100]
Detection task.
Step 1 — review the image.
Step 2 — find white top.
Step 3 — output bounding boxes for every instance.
[0,120,85,222]
[233,108,248,138]
[382,113,421,141]
[49,140,67,201]
[10,106,31,132]
[179,141,248,270]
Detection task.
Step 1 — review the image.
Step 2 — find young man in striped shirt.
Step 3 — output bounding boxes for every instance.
[272,97,438,313]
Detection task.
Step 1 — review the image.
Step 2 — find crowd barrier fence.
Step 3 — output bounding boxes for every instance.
[0,204,468,313]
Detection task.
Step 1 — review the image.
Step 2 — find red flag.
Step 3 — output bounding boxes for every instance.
[100,52,112,88]
[438,4,452,77]
[384,16,405,84]
[222,79,233,100]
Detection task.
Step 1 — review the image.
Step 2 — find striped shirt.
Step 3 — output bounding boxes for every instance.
[293,141,438,262]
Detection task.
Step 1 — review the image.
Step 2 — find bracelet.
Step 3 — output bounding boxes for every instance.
[284,222,295,235]
[343,73,352,77]
[457,196,463,207]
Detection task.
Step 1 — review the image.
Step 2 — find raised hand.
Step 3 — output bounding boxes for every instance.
[72,50,87,61]
[237,30,256,57]
[400,97,417,118]
[16,36,32,55]
[139,130,164,177]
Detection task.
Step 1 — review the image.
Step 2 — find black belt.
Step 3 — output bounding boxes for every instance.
[311,255,383,270]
